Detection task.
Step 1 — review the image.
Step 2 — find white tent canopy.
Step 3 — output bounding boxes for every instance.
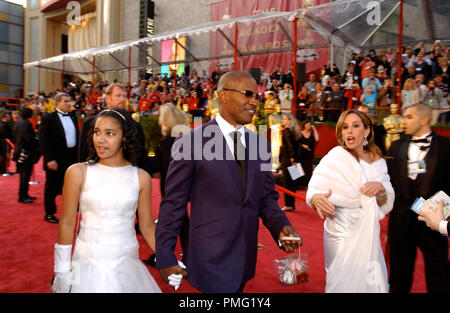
[24,0,450,75]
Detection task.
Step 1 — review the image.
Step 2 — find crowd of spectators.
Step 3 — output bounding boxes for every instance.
[1,41,448,126]
[261,42,449,124]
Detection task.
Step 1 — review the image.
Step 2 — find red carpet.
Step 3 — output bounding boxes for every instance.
[0,159,429,293]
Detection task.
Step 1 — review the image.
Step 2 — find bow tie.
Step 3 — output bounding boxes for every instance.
[410,138,429,144]
[58,111,70,117]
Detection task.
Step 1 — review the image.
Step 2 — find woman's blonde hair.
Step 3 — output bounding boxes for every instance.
[281,113,301,140]
[403,78,415,91]
[336,109,383,162]
[159,103,190,136]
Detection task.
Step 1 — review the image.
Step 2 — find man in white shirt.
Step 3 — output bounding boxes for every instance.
[39,93,79,223]
[156,71,301,292]
[387,103,450,293]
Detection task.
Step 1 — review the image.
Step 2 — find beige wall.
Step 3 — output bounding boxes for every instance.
[24,0,228,94]
[24,0,130,95]
[44,19,68,92]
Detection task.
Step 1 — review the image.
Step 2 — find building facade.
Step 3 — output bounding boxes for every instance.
[24,0,141,95]
[0,0,24,98]
[24,0,329,95]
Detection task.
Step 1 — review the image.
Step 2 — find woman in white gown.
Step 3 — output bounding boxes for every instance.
[306,110,394,293]
[51,109,161,293]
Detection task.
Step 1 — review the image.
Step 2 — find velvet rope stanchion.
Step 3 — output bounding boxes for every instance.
[275,185,306,201]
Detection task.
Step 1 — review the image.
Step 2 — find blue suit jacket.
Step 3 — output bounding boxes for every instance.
[155,119,291,292]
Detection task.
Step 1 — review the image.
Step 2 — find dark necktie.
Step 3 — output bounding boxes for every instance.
[58,111,69,117]
[232,131,247,190]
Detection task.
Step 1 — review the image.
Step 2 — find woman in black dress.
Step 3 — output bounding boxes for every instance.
[297,120,320,189]
[280,113,301,211]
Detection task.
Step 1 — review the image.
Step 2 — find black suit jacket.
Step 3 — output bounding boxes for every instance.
[39,112,79,171]
[77,114,157,175]
[13,119,39,163]
[387,133,450,238]
[0,121,13,156]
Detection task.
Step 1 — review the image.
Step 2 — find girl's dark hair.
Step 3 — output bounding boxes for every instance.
[86,109,141,166]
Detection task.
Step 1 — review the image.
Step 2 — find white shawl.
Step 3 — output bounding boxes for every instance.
[306,146,394,293]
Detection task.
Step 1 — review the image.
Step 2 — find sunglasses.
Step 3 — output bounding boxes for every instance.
[223,88,258,100]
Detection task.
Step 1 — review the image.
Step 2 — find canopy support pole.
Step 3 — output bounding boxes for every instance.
[342,46,347,73]
[22,67,25,98]
[128,47,132,99]
[330,39,334,74]
[292,17,298,117]
[91,56,95,91]
[397,0,403,107]
[174,38,178,77]
[61,58,65,91]
[37,63,41,95]
[234,23,238,71]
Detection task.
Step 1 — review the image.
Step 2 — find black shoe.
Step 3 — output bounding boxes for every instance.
[44,215,59,224]
[143,254,156,267]
[18,198,33,204]
[26,195,37,200]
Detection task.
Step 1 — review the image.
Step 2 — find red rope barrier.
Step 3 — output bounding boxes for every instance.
[0,97,21,101]
[275,185,306,201]
[6,139,14,149]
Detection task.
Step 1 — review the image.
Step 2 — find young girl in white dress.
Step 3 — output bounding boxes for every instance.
[51,109,161,293]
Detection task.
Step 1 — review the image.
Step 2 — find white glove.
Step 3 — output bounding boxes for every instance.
[168,260,187,291]
[51,243,72,293]
[51,272,71,293]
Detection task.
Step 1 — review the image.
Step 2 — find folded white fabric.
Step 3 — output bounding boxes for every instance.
[51,243,72,293]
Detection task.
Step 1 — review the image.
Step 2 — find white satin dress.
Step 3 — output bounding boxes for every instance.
[307,147,394,293]
[70,163,161,293]
[323,159,393,293]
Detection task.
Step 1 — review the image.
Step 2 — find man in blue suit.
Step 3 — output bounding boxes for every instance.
[156,71,301,293]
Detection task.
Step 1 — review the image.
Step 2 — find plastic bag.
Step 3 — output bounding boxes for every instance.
[273,253,309,286]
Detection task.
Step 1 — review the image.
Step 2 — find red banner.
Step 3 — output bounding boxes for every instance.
[210,0,331,77]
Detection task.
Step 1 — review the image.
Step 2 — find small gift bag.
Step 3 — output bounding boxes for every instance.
[273,250,309,286]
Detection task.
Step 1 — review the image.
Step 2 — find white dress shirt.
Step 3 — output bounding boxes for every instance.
[56,110,77,148]
[439,221,448,236]
[215,113,246,159]
[407,131,432,180]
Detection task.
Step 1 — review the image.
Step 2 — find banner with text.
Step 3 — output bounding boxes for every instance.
[210,0,331,78]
